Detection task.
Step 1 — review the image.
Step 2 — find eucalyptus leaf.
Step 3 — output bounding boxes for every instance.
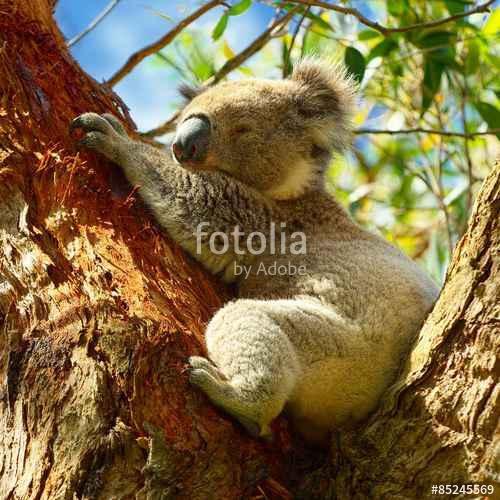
[444,0,467,14]
[212,12,229,40]
[228,0,252,16]
[345,47,366,83]
[367,38,398,61]
[358,29,380,41]
[465,40,480,75]
[413,31,455,49]
[475,102,500,138]
[388,0,407,17]
[422,59,444,114]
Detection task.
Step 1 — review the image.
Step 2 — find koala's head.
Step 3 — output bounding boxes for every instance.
[172,57,356,200]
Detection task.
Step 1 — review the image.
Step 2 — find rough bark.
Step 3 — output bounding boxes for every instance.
[0,2,289,499]
[0,1,498,500]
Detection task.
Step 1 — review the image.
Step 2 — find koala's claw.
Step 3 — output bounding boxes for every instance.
[187,356,267,439]
[70,112,115,136]
[70,112,126,160]
[188,356,224,380]
[188,367,215,390]
[188,355,211,370]
[76,131,106,151]
[101,113,128,137]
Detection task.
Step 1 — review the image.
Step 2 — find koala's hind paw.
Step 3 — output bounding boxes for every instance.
[187,356,267,439]
[188,356,225,381]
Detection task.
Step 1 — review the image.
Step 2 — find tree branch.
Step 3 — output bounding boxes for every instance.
[461,78,474,215]
[68,0,122,47]
[285,0,495,36]
[355,128,500,138]
[141,8,298,138]
[106,0,224,87]
[283,6,309,77]
[205,8,298,85]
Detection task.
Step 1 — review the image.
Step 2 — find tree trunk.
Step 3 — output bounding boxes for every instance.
[0,2,288,499]
[0,2,498,500]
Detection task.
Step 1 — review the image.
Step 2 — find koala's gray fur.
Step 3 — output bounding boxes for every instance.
[71,57,438,443]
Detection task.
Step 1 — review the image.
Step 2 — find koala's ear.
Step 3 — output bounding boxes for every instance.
[178,83,206,102]
[291,57,357,115]
[290,57,357,150]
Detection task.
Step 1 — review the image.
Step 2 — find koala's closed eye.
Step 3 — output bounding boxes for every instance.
[231,125,252,136]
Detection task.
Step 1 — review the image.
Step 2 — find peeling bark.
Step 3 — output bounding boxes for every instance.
[0,2,288,499]
[0,2,498,500]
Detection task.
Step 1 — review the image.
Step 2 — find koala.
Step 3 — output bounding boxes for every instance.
[71,57,438,444]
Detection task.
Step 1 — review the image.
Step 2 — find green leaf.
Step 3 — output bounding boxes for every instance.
[389,60,404,77]
[413,31,455,49]
[388,0,407,16]
[465,40,480,75]
[444,0,470,15]
[282,40,293,77]
[429,48,460,71]
[237,66,254,76]
[358,29,380,41]
[305,11,333,31]
[421,59,444,114]
[482,7,500,36]
[475,102,500,138]
[228,0,252,16]
[212,12,229,40]
[367,38,398,61]
[413,31,460,70]
[344,47,366,83]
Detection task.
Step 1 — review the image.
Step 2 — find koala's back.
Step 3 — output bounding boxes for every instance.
[238,194,438,437]
[239,192,438,324]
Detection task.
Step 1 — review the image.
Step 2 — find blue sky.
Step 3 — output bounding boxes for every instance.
[55,1,497,134]
[55,1,276,132]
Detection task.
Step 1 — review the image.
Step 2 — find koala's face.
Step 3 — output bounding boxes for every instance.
[172,58,355,200]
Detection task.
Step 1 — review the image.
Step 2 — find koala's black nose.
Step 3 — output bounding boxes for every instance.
[172,116,210,163]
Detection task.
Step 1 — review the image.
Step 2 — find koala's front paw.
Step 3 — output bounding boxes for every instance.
[70,112,127,161]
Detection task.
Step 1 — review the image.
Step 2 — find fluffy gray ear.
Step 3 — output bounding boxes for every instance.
[178,83,206,101]
[291,56,357,114]
[290,57,357,150]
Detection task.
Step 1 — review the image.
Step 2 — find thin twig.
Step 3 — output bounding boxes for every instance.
[205,8,298,85]
[436,134,454,257]
[106,0,224,87]
[68,0,122,47]
[355,128,499,138]
[461,78,474,216]
[285,0,495,36]
[283,6,309,77]
[141,8,298,138]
